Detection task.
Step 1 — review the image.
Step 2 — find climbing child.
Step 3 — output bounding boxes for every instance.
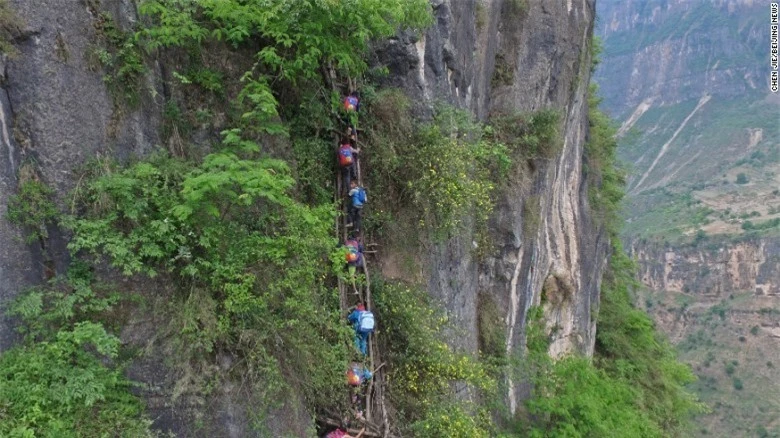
[346,361,372,421]
[347,303,374,356]
[344,236,364,277]
[347,180,367,232]
[337,137,359,196]
[342,91,360,134]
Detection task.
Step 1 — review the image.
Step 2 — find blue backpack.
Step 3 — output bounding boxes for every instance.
[352,187,367,207]
[359,311,375,333]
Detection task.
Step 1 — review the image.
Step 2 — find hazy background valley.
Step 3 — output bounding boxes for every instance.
[596,1,780,436]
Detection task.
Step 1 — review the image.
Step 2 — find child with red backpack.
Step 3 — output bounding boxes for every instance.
[342,91,360,134]
[346,361,373,421]
[344,236,364,276]
[337,137,359,196]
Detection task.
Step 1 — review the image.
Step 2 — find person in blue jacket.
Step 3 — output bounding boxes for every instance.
[347,303,374,356]
[347,180,367,232]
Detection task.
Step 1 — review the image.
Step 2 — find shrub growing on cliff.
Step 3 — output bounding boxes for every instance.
[0,0,21,56]
[515,246,702,437]
[373,278,496,436]
[137,0,432,136]
[6,176,58,244]
[595,243,703,434]
[0,323,153,437]
[65,149,353,415]
[525,356,664,437]
[487,109,561,160]
[90,12,147,108]
[1,266,152,437]
[363,93,511,239]
[584,84,626,237]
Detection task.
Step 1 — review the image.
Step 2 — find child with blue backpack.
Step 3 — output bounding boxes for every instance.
[347,180,367,232]
[347,303,374,356]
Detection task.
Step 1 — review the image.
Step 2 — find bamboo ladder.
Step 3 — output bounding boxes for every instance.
[329,76,391,436]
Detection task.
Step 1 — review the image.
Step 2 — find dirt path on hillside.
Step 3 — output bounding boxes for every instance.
[631,94,711,193]
[618,98,654,136]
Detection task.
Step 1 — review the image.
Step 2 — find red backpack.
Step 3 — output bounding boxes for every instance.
[344,95,358,111]
[338,144,353,167]
[345,240,359,263]
[325,429,347,438]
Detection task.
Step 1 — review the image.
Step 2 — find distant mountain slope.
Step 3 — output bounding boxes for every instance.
[596,0,779,241]
[596,2,780,437]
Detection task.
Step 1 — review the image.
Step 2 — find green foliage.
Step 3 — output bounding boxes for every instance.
[491,54,514,88]
[519,245,703,436]
[183,66,225,95]
[589,36,603,74]
[140,0,431,76]
[65,147,353,418]
[91,12,146,107]
[585,84,626,237]
[477,294,506,361]
[0,323,153,437]
[53,1,439,427]
[138,0,432,134]
[409,403,492,438]
[506,0,528,17]
[373,278,496,436]
[742,218,780,231]
[732,378,744,390]
[8,261,121,339]
[693,228,707,245]
[594,243,704,435]
[409,108,499,236]
[525,356,664,437]
[1,265,151,437]
[488,109,562,160]
[475,1,487,31]
[0,0,20,56]
[678,329,715,353]
[735,172,748,184]
[284,88,342,204]
[6,177,58,244]
[364,93,510,239]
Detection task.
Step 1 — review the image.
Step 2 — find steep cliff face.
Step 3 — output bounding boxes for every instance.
[0,0,602,433]
[597,0,766,118]
[630,237,780,437]
[0,0,160,349]
[374,0,603,411]
[632,238,780,297]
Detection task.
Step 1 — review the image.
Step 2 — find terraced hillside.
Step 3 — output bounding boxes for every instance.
[596,1,780,436]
